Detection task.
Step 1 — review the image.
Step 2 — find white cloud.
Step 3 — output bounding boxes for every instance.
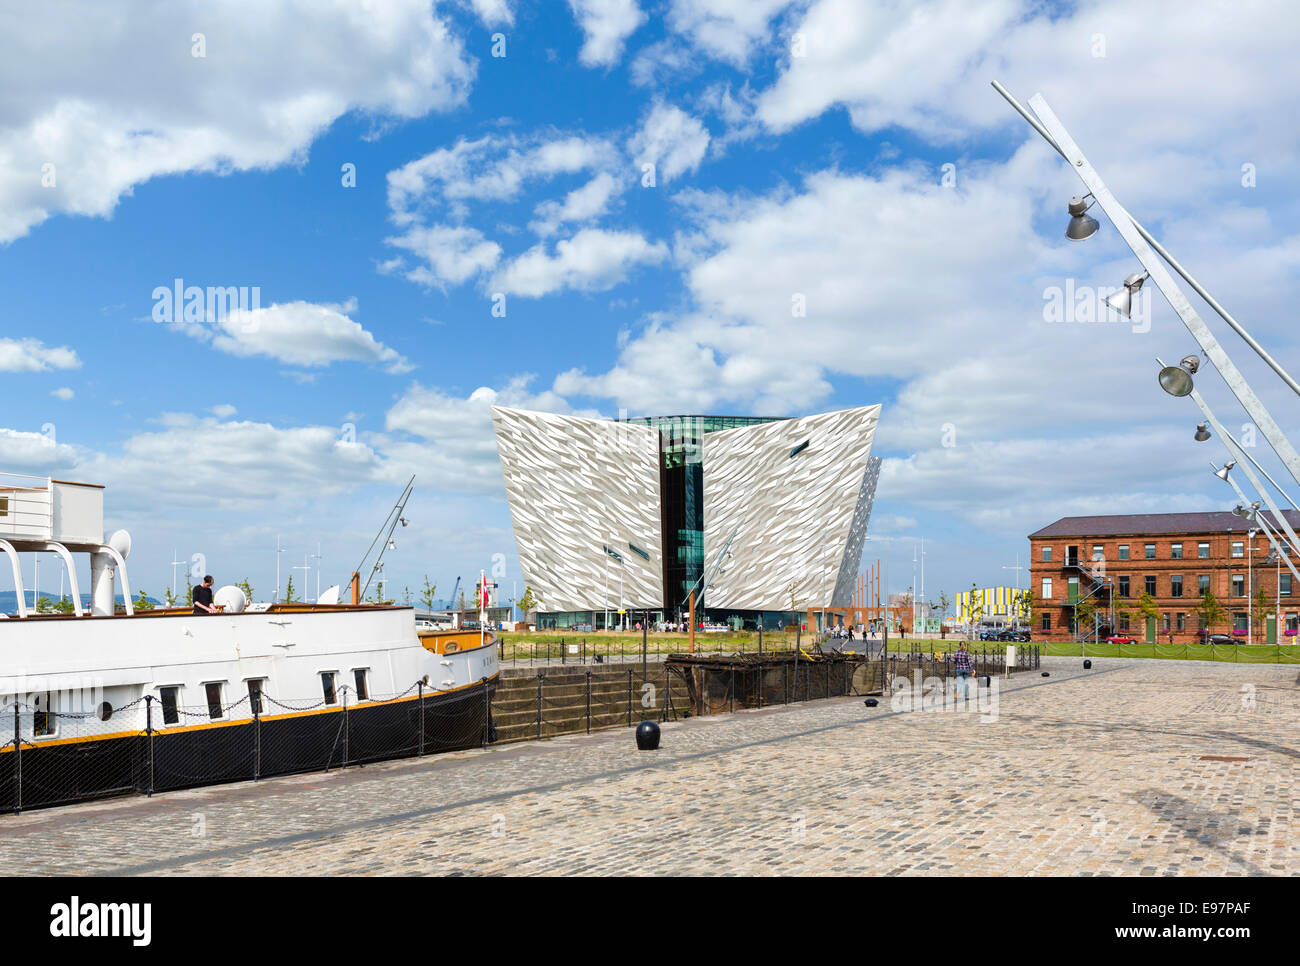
[568,0,647,67]
[51,387,74,400]
[464,0,514,27]
[627,103,711,182]
[491,228,669,297]
[666,0,796,66]
[210,403,237,418]
[0,0,475,243]
[0,338,81,372]
[180,299,412,372]
[0,428,82,472]
[385,223,503,289]
[529,171,623,236]
[387,134,618,221]
[380,376,595,494]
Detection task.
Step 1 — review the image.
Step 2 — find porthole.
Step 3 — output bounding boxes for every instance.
[96,702,113,721]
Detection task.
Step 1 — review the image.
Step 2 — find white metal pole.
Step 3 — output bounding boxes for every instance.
[992,80,1300,402]
[1024,92,1300,488]
[1248,535,1254,645]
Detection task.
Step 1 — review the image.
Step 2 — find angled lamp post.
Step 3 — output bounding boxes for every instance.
[993,83,1300,494]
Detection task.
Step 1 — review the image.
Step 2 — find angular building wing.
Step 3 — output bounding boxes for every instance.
[491,406,664,614]
[701,405,881,611]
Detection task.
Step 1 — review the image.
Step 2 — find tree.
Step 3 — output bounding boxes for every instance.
[418,575,438,611]
[134,590,155,611]
[518,585,537,614]
[163,585,178,608]
[402,585,412,607]
[36,595,53,614]
[1253,585,1270,641]
[236,578,254,604]
[54,595,75,614]
[935,589,951,638]
[1196,589,1227,637]
[284,575,297,603]
[1137,591,1160,626]
[1074,598,1098,643]
[457,587,467,612]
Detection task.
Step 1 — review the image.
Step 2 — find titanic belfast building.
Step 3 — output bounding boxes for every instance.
[490,405,882,631]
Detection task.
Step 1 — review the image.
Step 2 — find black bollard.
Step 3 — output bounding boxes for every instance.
[1041,671,1050,677]
[1083,659,1092,669]
[635,720,661,751]
[863,698,879,708]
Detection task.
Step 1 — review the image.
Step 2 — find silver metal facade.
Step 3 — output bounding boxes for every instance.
[491,406,664,613]
[701,406,881,611]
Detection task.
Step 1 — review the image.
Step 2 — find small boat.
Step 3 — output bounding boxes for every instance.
[0,472,499,811]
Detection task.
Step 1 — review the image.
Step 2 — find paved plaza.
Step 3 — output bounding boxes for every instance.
[2,658,1296,876]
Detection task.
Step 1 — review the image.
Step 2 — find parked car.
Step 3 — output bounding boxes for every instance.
[1204,633,1237,645]
[1106,633,1138,645]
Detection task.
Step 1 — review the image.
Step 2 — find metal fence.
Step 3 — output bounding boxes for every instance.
[0,679,494,814]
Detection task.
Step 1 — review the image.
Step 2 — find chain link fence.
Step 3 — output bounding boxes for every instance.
[0,678,495,814]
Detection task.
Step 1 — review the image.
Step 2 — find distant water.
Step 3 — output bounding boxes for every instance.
[0,590,161,610]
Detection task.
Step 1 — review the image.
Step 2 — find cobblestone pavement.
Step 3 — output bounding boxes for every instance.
[2,658,1296,876]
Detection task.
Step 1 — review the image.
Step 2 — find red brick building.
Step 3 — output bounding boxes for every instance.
[1028,511,1300,642]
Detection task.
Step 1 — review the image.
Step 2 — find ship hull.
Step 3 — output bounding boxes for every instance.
[0,674,497,811]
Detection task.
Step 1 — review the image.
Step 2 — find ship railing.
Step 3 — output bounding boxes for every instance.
[0,473,53,541]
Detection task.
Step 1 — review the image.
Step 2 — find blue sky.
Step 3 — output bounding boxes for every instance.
[3,0,1299,610]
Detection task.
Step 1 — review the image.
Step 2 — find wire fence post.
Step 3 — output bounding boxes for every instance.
[12,702,21,815]
[662,668,671,723]
[417,680,425,757]
[729,664,735,714]
[627,667,633,727]
[145,693,154,798]
[253,701,261,781]
[482,677,490,748]
[536,671,544,741]
[342,686,350,769]
[585,670,592,734]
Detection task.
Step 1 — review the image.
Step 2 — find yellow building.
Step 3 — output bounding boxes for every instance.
[957,586,1029,623]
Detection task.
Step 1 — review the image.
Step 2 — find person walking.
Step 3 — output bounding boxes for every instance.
[953,640,975,703]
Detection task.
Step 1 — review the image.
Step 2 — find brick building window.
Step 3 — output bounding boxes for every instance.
[1198,574,1211,592]
[1145,543,1156,559]
[1233,613,1248,632]
[1041,613,1051,631]
[1041,577,1052,599]
[1145,575,1157,596]
[1041,546,1052,562]
[1283,574,1292,597]
[1177,613,1186,631]
[1118,576,1130,598]
[1092,544,1104,561]
[1162,613,1170,632]
[1118,544,1129,560]
[1171,543,1183,559]
[1232,541,1244,558]
[1198,542,1210,558]
[1232,574,1245,596]
[1119,614,1130,631]
[1171,575,1183,598]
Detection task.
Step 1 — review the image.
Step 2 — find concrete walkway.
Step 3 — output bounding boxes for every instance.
[1,657,1295,875]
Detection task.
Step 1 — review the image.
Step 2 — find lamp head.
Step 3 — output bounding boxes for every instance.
[1065,195,1099,241]
[1214,460,1236,482]
[1194,422,1211,442]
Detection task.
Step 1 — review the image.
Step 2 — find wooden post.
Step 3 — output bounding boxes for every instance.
[350,571,361,605]
[688,589,696,654]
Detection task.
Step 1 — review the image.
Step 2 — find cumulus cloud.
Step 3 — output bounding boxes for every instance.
[490,228,669,297]
[178,299,412,372]
[0,0,476,243]
[568,0,647,67]
[627,103,711,182]
[0,338,81,372]
[51,387,74,400]
[665,0,796,66]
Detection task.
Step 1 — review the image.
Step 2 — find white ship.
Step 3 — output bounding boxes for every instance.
[0,472,500,810]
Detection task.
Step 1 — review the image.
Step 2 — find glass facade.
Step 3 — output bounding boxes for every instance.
[624,414,780,615]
